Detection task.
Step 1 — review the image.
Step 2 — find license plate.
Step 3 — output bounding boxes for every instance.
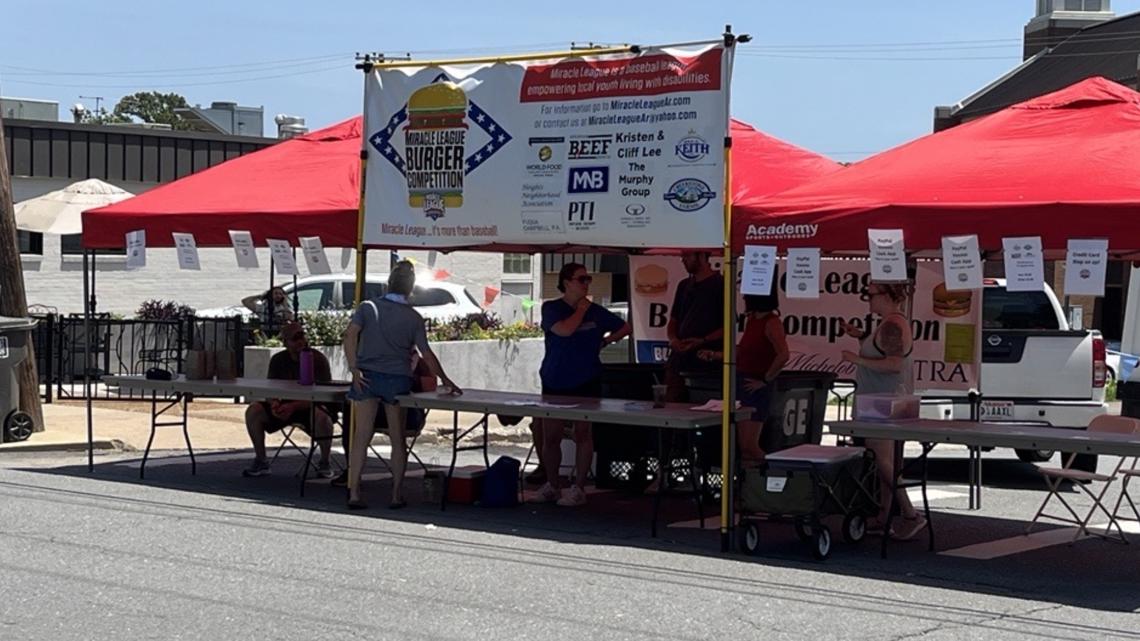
[980,400,1015,420]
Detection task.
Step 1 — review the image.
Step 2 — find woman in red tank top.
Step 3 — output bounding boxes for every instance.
[700,291,789,460]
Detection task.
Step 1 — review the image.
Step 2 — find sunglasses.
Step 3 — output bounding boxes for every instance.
[572,275,593,285]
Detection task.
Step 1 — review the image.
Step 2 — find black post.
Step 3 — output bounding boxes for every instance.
[83,251,93,472]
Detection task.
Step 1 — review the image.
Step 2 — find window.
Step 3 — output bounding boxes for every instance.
[501,281,533,299]
[410,286,455,307]
[1084,0,1103,10]
[293,283,334,311]
[982,288,1060,330]
[341,281,385,307]
[17,230,43,255]
[60,234,126,256]
[503,253,532,275]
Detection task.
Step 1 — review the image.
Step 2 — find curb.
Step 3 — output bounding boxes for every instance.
[0,439,131,454]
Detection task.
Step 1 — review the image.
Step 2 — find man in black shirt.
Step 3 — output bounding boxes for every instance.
[665,252,724,402]
[242,322,335,478]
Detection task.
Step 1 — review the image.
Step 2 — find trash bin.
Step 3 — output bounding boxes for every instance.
[0,316,39,443]
[1118,379,1140,419]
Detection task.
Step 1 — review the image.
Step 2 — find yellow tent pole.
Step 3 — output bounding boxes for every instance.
[347,150,368,493]
[364,46,635,69]
[719,137,735,551]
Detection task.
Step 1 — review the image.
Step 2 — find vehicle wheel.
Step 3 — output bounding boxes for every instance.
[4,410,34,442]
[1016,449,1054,463]
[842,514,866,544]
[793,519,812,542]
[738,521,761,555]
[811,525,832,561]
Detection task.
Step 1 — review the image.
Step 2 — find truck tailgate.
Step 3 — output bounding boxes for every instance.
[982,330,1094,400]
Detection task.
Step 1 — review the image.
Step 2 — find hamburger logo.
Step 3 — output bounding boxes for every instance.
[405,83,467,219]
[369,75,513,221]
[634,264,670,295]
[932,282,972,318]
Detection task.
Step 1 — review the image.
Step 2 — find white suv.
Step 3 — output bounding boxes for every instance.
[199,273,482,322]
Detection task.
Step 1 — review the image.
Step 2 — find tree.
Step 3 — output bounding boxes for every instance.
[0,113,44,433]
[111,92,192,130]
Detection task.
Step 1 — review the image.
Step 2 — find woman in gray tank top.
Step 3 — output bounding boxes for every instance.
[840,282,926,540]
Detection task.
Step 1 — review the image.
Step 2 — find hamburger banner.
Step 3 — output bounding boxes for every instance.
[629,257,982,393]
[362,44,732,249]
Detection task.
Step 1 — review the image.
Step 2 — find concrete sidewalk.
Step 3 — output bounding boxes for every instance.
[0,399,535,454]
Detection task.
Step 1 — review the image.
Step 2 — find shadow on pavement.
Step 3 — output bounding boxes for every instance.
[9,447,1140,627]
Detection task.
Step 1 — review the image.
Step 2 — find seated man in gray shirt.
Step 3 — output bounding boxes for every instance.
[343,261,461,509]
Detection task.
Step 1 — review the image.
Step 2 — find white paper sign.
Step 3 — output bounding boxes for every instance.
[125,230,146,270]
[266,239,298,276]
[1065,239,1109,296]
[299,236,332,275]
[229,230,259,269]
[1002,236,1044,292]
[941,235,982,291]
[786,248,820,299]
[868,229,907,282]
[741,245,777,296]
[171,233,200,271]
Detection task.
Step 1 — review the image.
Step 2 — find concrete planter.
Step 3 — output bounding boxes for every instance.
[242,338,543,393]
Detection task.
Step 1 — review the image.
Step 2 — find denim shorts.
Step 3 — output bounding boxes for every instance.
[347,370,413,404]
[737,376,775,422]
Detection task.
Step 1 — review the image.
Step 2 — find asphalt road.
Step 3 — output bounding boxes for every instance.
[1,445,1138,640]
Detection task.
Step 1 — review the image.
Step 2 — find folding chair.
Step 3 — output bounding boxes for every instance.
[1025,415,1140,544]
[369,407,430,476]
[270,408,344,477]
[1109,452,1140,540]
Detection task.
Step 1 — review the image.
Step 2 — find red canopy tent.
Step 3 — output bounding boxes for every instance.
[83,117,839,249]
[733,77,1140,256]
[83,118,364,248]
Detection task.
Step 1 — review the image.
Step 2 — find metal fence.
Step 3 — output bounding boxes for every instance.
[29,313,245,401]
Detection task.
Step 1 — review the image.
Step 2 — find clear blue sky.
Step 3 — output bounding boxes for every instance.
[4,0,1140,161]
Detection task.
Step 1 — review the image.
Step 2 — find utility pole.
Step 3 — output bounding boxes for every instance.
[0,112,44,431]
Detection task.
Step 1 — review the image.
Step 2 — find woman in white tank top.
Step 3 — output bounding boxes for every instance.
[840,282,926,540]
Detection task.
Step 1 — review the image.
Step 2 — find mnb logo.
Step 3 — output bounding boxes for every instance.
[567,166,609,193]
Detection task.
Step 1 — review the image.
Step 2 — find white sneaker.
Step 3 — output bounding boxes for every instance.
[556,485,588,507]
[527,482,560,504]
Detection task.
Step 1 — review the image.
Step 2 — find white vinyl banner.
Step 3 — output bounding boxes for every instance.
[629,257,981,393]
[362,44,731,249]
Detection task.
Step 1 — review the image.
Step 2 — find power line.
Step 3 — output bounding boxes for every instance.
[0,52,354,78]
[0,62,349,90]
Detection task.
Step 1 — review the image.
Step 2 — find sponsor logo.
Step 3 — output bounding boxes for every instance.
[568,134,612,160]
[674,132,709,163]
[625,203,646,216]
[987,335,1002,347]
[369,75,513,221]
[525,137,564,180]
[744,223,819,241]
[568,201,597,230]
[663,178,716,212]
[568,166,609,194]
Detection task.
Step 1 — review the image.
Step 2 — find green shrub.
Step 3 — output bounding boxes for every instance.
[299,310,351,346]
[136,299,195,320]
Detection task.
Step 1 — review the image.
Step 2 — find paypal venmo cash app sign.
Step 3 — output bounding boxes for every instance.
[363,43,733,249]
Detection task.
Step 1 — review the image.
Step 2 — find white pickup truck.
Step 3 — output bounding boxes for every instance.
[921,279,1108,470]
